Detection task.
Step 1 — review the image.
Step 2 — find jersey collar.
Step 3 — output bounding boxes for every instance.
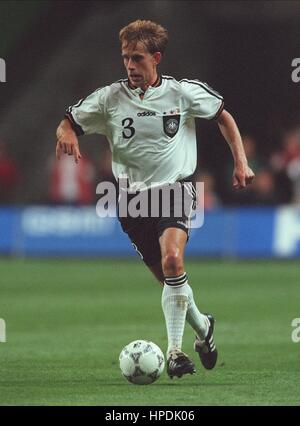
[127,75,162,96]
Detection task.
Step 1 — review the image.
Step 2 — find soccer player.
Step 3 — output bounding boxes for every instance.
[56,20,255,379]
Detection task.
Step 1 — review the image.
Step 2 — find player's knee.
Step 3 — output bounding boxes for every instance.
[162,250,184,276]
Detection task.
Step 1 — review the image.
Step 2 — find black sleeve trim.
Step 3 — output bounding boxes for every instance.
[64,112,84,136]
[211,101,225,121]
[180,79,223,100]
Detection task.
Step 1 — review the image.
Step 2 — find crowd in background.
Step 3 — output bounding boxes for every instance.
[197,124,300,209]
[0,140,19,204]
[1,121,300,208]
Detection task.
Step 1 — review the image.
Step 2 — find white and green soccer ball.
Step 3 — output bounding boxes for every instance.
[119,340,165,385]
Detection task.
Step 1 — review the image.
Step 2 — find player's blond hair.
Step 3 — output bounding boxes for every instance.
[119,20,168,54]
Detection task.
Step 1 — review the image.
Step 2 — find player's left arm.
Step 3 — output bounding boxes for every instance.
[216,109,255,189]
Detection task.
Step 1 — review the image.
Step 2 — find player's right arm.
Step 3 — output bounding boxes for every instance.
[56,86,109,163]
[56,118,82,163]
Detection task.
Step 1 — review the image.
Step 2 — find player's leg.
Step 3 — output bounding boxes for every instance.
[184,273,218,370]
[147,262,164,285]
[159,227,188,359]
[137,220,217,371]
[159,227,195,377]
[147,248,212,344]
[157,178,218,370]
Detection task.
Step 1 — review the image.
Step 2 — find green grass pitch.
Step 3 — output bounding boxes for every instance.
[0,258,299,406]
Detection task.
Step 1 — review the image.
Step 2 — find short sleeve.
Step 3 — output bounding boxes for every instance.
[65,86,109,136]
[181,79,224,120]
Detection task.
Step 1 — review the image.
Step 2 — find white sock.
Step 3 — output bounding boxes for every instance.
[186,281,209,340]
[162,273,189,356]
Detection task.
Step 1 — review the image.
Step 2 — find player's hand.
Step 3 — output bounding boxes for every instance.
[232,163,255,189]
[56,132,82,164]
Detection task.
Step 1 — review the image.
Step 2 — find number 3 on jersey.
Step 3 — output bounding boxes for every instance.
[122,117,135,139]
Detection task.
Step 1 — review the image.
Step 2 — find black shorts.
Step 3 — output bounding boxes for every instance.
[117,179,196,267]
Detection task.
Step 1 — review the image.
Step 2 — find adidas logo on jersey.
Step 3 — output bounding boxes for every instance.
[137,111,156,117]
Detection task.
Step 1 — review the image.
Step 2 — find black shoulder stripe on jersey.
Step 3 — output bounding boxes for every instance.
[180,79,223,100]
[162,76,175,80]
[93,86,104,93]
[73,87,104,108]
[68,86,104,113]
[210,101,225,121]
[64,112,84,136]
[72,98,85,109]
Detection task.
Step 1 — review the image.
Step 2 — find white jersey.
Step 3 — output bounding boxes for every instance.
[66,75,224,191]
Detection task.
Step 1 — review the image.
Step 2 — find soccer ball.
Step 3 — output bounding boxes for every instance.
[119,340,165,385]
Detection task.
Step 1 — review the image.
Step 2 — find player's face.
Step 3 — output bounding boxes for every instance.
[122,42,161,89]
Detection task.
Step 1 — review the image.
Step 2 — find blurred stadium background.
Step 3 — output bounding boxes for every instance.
[1,0,300,258]
[0,0,300,406]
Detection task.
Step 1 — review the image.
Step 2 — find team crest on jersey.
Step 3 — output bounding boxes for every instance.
[163,115,180,137]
